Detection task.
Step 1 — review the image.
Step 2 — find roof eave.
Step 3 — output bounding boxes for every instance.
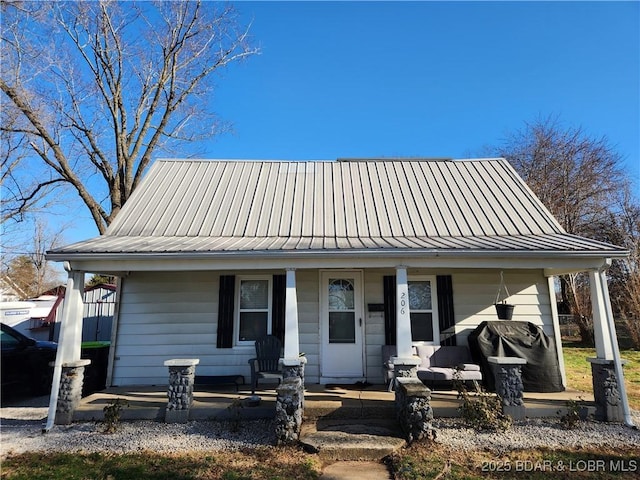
[46,247,630,263]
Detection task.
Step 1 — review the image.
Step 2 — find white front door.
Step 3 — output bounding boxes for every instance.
[320,271,365,383]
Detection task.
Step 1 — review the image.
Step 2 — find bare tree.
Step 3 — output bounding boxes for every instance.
[494,117,630,344]
[1,219,65,297]
[597,188,640,348]
[1,0,258,232]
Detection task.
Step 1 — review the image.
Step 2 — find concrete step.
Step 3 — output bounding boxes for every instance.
[300,418,406,462]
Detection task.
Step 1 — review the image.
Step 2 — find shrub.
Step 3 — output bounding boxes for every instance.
[102,398,128,433]
[454,371,512,432]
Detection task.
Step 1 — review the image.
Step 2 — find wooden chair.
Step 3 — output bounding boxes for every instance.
[248,335,283,394]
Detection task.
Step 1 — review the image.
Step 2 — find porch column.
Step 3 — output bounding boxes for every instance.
[392,267,420,379]
[44,267,86,432]
[587,268,632,424]
[547,276,567,387]
[589,269,614,360]
[281,269,306,380]
[275,269,305,443]
[283,268,300,361]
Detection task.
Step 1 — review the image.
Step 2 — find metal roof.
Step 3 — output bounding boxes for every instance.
[49,158,627,258]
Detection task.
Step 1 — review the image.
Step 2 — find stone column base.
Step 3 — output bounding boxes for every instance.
[395,377,434,444]
[588,357,627,422]
[55,359,91,425]
[164,359,199,423]
[275,377,303,444]
[391,356,422,391]
[488,356,526,420]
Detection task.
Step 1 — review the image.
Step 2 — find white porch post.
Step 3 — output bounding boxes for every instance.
[587,268,633,425]
[44,267,86,432]
[283,268,300,362]
[547,276,567,387]
[589,269,614,360]
[396,267,413,359]
[391,266,420,384]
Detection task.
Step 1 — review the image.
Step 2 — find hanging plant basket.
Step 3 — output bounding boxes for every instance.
[494,271,515,320]
[495,302,515,320]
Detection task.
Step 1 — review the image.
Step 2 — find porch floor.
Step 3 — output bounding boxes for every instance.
[73,383,594,422]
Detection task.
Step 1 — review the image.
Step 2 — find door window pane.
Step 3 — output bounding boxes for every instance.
[328,279,354,310]
[329,312,356,343]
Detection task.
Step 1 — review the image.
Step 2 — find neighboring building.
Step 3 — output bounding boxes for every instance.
[1,284,116,343]
[46,158,627,390]
[0,295,61,341]
[0,275,28,302]
[49,284,117,343]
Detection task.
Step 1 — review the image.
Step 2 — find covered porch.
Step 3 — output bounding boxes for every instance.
[72,383,596,422]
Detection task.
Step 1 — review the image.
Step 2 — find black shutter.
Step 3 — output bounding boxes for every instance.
[437,275,456,346]
[272,274,286,344]
[216,275,235,348]
[383,275,397,345]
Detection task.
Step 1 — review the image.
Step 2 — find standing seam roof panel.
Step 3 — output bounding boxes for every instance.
[256,163,280,237]
[376,162,404,236]
[341,163,359,237]
[440,161,486,235]
[152,162,200,236]
[474,161,531,235]
[410,162,450,236]
[432,161,473,236]
[185,162,223,236]
[457,162,508,236]
[466,161,518,235]
[302,163,316,237]
[391,164,417,234]
[323,163,335,238]
[332,165,347,237]
[229,162,262,236]
[200,163,236,236]
[394,163,428,236]
[349,163,368,237]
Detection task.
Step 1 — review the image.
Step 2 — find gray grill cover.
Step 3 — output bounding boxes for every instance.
[468,321,564,393]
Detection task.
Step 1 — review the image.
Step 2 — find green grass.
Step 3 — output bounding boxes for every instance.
[563,346,640,410]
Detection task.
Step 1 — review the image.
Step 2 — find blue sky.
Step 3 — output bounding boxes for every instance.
[65,1,640,243]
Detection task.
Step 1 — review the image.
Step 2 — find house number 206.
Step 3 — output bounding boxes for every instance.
[400,292,407,315]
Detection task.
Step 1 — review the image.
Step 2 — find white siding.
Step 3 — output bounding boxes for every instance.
[112,271,219,385]
[111,269,324,386]
[363,270,386,383]
[451,269,553,346]
[296,270,320,382]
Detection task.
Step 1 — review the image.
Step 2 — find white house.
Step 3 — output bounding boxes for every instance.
[45,158,631,423]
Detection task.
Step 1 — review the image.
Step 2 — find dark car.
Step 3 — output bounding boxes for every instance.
[1,322,57,397]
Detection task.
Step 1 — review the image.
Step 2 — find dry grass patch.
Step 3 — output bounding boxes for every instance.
[1,447,322,480]
[390,442,640,479]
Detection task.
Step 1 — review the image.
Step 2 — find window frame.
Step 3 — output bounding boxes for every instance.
[234,275,273,347]
[408,275,440,345]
